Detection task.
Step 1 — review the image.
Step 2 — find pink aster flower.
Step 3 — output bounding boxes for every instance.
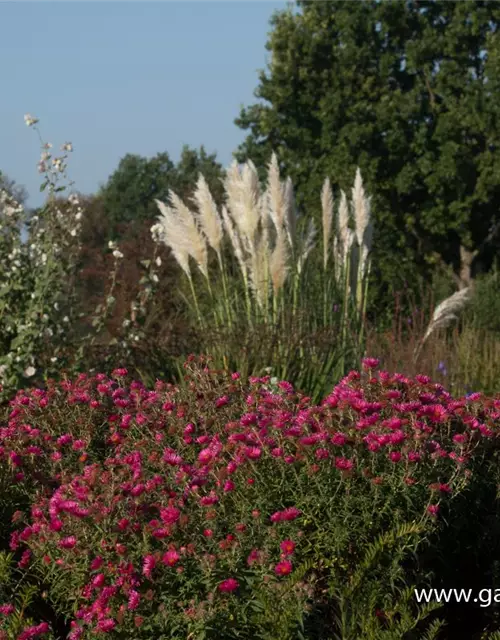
[90,556,103,570]
[218,578,239,593]
[17,622,50,639]
[0,604,15,615]
[91,573,105,589]
[97,618,116,632]
[215,395,229,408]
[362,357,380,370]
[18,549,32,568]
[59,536,77,549]
[270,507,301,523]
[335,457,354,471]
[245,446,262,460]
[200,493,219,506]
[127,590,140,611]
[198,448,214,464]
[112,368,128,377]
[275,560,293,576]
[280,540,296,556]
[142,554,156,579]
[427,504,440,517]
[162,549,180,566]
[247,549,261,565]
[163,448,182,466]
[160,506,180,525]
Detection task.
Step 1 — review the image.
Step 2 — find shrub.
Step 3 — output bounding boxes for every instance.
[0,116,165,401]
[0,117,82,398]
[2,358,500,638]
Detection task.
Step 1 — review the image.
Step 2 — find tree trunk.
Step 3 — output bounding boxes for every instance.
[458,245,477,290]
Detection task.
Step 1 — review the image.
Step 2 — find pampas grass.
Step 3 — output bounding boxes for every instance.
[152,153,374,401]
[413,287,471,362]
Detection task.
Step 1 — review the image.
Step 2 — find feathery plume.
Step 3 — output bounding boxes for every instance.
[167,191,209,280]
[221,204,247,281]
[269,230,289,295]
[297,219,317,275]
[224,160,260,256]
[247,235,268,309]
[333,236,341,284]
[337,189,351,266]
[421,287,471,344]
[267,153,286,235]
[351,168,372,279]
[192,174,223,259]
[283,176,296,249]
[154,199,192,279]
[321,178,333,270]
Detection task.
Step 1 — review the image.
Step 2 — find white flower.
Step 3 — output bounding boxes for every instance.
[113,249,124,259]
[150,223,164,242]
[70,228,78,237]
[50,357,58,363]
[108,240,117,250]
[61,142,73,152]
[24,113,39,127]
[151,273,159,283]
[155,257,162,267]
[24,366,36,377]
[75,212,83,221]
[63,316,69,323]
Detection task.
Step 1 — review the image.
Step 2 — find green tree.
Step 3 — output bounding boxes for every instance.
[99,146,225,239]
[235,0,500,309]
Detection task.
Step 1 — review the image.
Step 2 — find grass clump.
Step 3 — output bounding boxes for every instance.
[152,155,374,403]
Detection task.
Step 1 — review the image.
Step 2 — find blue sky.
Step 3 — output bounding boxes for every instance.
[0,1,290,207]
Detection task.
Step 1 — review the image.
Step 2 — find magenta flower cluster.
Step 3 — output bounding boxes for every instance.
[1,356,499,638]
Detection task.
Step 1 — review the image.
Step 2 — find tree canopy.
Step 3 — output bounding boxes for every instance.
[99,145,225,239]
[235,0,500,297]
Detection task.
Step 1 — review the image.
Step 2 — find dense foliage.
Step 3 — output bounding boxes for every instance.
[1,357,500,639]
[235,0,500,307]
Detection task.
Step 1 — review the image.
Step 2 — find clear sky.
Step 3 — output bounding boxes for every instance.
[0,1,290,207]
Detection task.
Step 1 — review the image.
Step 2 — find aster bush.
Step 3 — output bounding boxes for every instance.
[2,357,500,638]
